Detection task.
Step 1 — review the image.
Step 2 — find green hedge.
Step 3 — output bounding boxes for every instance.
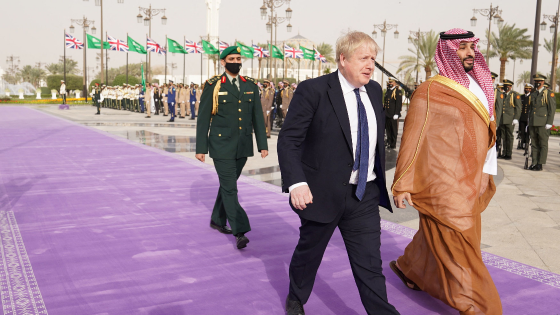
[40,87,50,95]
[112,75,140,87]
[47,75,83,91]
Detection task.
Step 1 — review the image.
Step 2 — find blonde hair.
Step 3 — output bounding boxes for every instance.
[336,31,380,64]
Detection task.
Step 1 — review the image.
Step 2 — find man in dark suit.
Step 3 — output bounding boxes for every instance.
[278,31,400,315]
[383,78,402,149]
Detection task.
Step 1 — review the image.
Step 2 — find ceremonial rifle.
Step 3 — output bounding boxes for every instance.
[374,61,414,98]
[524,118,531,169]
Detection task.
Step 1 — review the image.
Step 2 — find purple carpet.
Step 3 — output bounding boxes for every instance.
[0,106,559,315]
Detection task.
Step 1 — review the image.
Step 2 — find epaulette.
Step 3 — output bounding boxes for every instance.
[242,76,257,85]
[206,75,221,85]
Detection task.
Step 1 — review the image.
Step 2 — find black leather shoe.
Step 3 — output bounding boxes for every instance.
[168,119,174,122]
[145,116,151,118]
[235,233,249,249]
[528,164,536,170]
[210,221,232,234]
[504,156,512,160]
[533,164,543,171]
[285,296,305,315]
[497,155,504,159]
[95,113,100,115]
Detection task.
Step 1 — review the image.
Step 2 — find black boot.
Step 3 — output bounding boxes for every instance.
[235,233,249,249]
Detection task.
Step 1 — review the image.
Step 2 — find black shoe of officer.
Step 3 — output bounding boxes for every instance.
[210,220,232,234]
[285,296,305,315]
[528,164,536,170]
[168,119,174,122]
[533,164,543,171]
[497,155,504,159]
[235,233,249,249]
[95,113,100,115]
[504,156,512,160]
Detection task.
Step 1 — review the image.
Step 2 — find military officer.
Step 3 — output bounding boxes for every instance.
[59,80,67,105]
[528,74,556,171]
[162,84,169,116]
[281,80,294,117]
[195,46,268,249]
[261,79,274,138]
[518,83,532,150]
[497,79,521,160]
[167,81,177,122]
[189,83,197,120]
[383,78,402,149]
[492,72,504,155]
[94,83,101,115]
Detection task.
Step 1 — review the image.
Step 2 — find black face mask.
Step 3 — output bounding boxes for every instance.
[225,62,242,75]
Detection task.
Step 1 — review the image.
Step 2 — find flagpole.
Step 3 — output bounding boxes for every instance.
[126,33,129,85]
[200,36,203,85]
[64,29,67,87]
[297,58,300,83]
[283,41,286,81]
[207,34,210,80]
[105,32,108,84]
[183,36,186,85]
[165,35,168,84]
[251,40,254,78]
[146,34,149,84]
[312,45,315,79]
[83,27,88,103]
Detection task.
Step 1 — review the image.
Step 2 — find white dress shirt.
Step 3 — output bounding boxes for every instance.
[467,74,497,176]
[289,72,378,192]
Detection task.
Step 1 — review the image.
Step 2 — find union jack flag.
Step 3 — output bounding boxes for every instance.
[185,39,203,54]
[147,37,165,55]
[284,44,302,58]
[252,44,269,58]
[314,49,326,63]
[65,33,84,50]
[219,40,229,52]
[108,35,129,52]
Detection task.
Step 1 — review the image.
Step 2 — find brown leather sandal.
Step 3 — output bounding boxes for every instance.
[390,261,421,291]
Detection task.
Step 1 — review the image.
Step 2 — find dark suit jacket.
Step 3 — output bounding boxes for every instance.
[278,71,393,223]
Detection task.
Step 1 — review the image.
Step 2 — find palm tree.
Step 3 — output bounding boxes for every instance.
[316,42,335,63]
[517,70,543,88]
[397,30,438,82]
[487,23,532,82]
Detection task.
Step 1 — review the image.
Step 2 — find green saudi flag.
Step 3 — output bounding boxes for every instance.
[269,44,284,59]
[167,38,188,54]
[299,45,315,60]
[236,42,254,59]
[128,36,147,54]
[201,40,219,54]
[87,34,110,49]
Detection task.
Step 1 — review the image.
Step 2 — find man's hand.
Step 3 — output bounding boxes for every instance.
[195,154,205,162]
[513,119,519,125]
[291,185,313,210]
[546,124,552,130]
[393,192,413,209]
[479,173,489,197]
[261,150,268,158]
[393,115,399,120]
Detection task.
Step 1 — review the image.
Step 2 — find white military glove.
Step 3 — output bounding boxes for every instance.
[513,119,519,125]
[192,101,195,105]
[266,110,270,115]
[280,105,283,108]
[393,115,398,120]
[546,124,552,130]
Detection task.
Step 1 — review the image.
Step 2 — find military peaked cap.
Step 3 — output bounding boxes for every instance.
[533,74,547,81]
[220,46,241,59]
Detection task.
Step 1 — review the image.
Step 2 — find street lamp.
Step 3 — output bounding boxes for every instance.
[409,28,429,84]
[544,3,560,91]
[69,25,75,33]
[137,5,168,82]
[84,0,124,85]
[373,20,398,85]
[260,0,293,82]
[91,26,96,34]
[471,4,503,68]
[541,21,547,31]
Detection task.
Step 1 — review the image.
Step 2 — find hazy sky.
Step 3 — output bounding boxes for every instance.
[0,0,555,86]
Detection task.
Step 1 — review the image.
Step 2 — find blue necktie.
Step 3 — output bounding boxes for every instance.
[353,88,369,201]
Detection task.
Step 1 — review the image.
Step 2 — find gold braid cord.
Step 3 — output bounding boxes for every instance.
[212,79,221,115]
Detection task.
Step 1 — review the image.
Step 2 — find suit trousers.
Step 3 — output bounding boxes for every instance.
[190,102,196,119]
[211,158,251,236]
[288,181,399,315]
[180,102,186,117]
[168,102,175,120]
[530,126,550,165]
[385,117,398,148]
[498,123,514,157]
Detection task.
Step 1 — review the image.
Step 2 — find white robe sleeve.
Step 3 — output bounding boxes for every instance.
[483,143,498,175]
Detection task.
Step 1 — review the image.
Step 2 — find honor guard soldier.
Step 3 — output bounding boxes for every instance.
[59,80,67,105]
[528,74,556,171]
[498,79,521,160]
[492,72,504,154]
[189,83,197,120]
[281,80,294,117]
[261,80,274,138]
[383,78,402,149]
[167,81,177,122]
[195,46,269,249]
[94,83,101,115]
[518,83,532,150]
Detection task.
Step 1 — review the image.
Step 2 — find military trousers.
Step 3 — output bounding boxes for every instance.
[519,121,529,149]
[498,123,514,157]
[211,158,251,236]
[385,117,398,148]
[190,101,196,119]
[163,101,169,115]
[529,126,550,165]
[168,102,176,120]
[96,100,100,114]
[61,94,66,105]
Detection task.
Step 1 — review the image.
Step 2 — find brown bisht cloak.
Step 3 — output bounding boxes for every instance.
[392,75,502,315]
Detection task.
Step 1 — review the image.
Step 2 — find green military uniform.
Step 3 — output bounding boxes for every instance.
[497,79,521,159]
[196,48,268,237]
[528,74,556,170]
[492,72,504,155]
